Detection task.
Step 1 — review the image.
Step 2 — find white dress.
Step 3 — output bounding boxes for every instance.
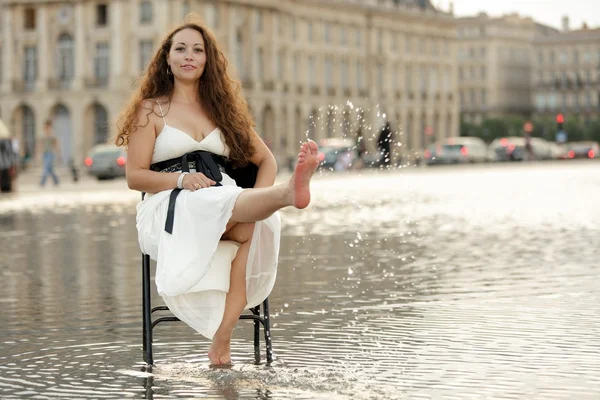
[136,109,281,339]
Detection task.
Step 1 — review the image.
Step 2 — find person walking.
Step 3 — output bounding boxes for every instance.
[39,120,60,187]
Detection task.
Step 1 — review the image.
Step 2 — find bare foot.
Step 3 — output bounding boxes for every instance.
[291,140,319,209]
[208,335,232,366]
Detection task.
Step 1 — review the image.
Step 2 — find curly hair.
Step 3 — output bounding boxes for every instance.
[115,14,256,167]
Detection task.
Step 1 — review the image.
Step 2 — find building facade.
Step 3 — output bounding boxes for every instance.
[457,12,557,125]
[532,21,600,124]
[0,0,459,167]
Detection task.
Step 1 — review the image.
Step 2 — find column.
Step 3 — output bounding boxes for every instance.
[110,0,124,88]
[1,7,14,93]
[37,7,49,91]
[74,2,86,90]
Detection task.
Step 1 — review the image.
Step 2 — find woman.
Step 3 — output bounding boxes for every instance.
[116,15,318,365]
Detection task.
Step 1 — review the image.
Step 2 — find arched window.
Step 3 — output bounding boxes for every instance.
[94,104,108,144]
[57,33,75,87]
[140,0,153,24]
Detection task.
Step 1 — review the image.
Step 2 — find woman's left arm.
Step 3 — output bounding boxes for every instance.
[248,128,278,188]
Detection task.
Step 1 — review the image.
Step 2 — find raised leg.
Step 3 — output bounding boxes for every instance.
[228,141,319,224]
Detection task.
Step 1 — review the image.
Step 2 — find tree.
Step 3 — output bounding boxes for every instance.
[585,119,600,142]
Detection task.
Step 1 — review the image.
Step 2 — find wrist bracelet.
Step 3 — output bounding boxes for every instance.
[177,172,188,189]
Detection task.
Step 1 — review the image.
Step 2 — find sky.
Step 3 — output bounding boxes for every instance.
[446,0,600,30]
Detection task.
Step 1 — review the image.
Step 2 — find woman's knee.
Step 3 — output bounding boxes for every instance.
[224,222,255,243]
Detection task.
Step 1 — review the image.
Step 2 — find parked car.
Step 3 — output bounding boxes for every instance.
[566,141,600,159]
[84,144,127,180]
[316,138,358,170]
[424,136,488,165]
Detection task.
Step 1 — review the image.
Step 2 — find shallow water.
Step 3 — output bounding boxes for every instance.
[1,161,599,399]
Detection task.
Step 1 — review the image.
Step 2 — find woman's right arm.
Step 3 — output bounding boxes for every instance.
[126,104,180,193]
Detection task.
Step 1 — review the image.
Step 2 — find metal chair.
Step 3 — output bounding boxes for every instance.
[141,253,273,365]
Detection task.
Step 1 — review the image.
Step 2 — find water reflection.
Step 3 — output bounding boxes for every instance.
[1,162,599,399]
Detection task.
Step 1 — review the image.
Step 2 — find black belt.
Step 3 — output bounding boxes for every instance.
[146,150,258,234]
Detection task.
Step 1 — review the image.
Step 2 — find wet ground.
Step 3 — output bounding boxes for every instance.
[0,161,599,399]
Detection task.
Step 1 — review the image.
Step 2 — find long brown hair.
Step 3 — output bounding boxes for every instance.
[115,14,255,166]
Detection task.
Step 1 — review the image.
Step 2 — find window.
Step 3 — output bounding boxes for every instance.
[307,22,313,42]
[24,8,36,30]
[277,51,283,81]
[405,66,412,92]
[573,50,579,64]
[57,33,75,86]
[23,46,37,90]
[325,57,332,88]
[538,51,544,64]
[94,42,110,86]
[257,48,264,82]
[181,0,189,18]
[94,104,109,144]
[340,26,346,46]
[308,56,315,86]
[139,40,154,72]
[140,1,153,24]
[293,53,299,84]
[235,29,245,78]
[480,66,486,80]
[324,24,331,43]
[430,67,437,93]
[356,27,361,47]
[341,59,348,89]
[291,19,297,41]
[377,63,383,94]
[481,89,486,107]
[205,3,218,29]
[406,36,411,54]
[256,11,263,33]
[559,51,568,64]
[356,60,363,89]
[377,30,382,53]
[96,4,108,26]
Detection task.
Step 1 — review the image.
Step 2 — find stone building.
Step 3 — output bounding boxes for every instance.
[457,12,557,124]
[0,0,459,167]
[532,18,600,124]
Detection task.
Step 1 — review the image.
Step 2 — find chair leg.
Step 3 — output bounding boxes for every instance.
[263,298,273,363]
[252,305,261,363]
[142,254,154,365]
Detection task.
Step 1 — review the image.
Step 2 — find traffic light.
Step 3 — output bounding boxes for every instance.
[556,113,564,131]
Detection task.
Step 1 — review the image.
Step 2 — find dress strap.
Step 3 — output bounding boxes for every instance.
[155,100,167,126]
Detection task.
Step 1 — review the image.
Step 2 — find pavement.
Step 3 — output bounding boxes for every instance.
[9,166,130,194]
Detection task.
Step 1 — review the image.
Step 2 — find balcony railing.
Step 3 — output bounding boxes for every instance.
[241,79,254,90]
[263,81,274,91]
[48,78,72,90]
[85,76,109,89]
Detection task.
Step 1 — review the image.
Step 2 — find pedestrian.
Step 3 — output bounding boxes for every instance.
[524,131,534,161]
[115,14,319,366]
[38,120,60,187]
[377,121,394,167]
